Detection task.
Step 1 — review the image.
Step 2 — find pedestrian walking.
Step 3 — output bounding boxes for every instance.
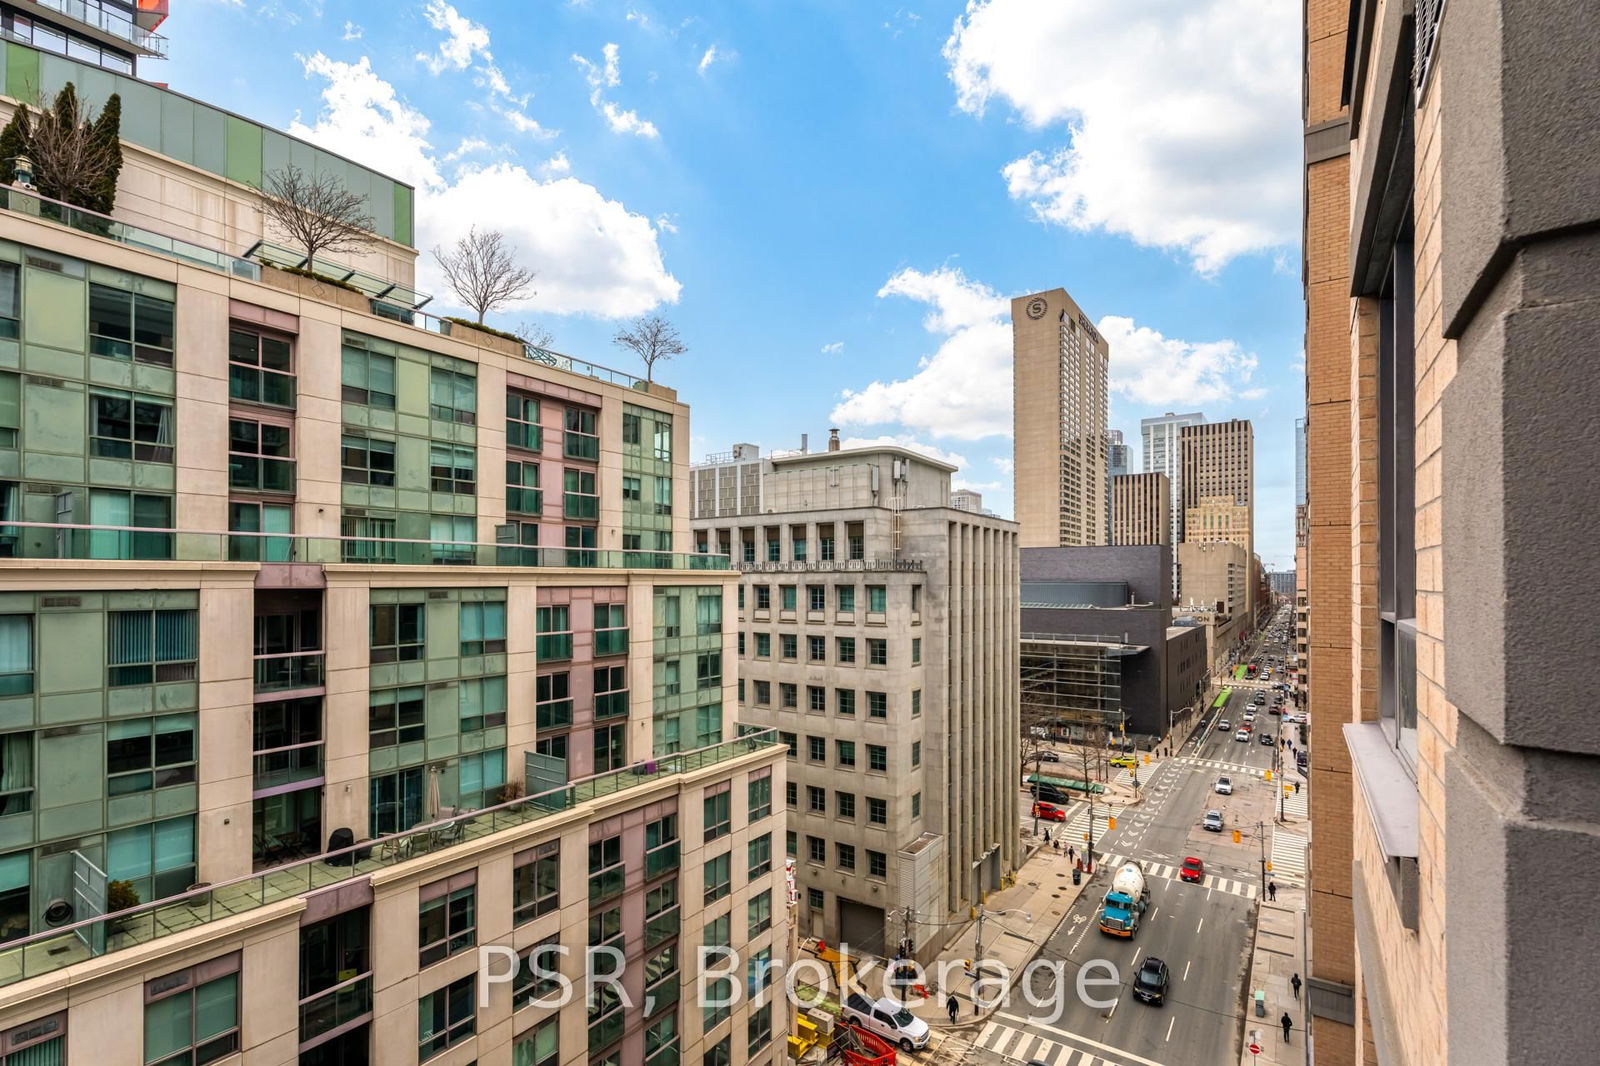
[1068,845,1076,865]
[1044,828,1051,846]
[946,994,959,1025]
[1294,780,1301,794]
[1281,1012,1293,1042]
[1291,973,1302,1001]
[1268,880,1278,901]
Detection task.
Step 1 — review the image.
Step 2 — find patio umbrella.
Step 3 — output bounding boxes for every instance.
[424,765,443,824]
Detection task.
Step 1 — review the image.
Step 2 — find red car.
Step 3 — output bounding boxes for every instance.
[1032,801,1067,822]
[1179,857,1205,883]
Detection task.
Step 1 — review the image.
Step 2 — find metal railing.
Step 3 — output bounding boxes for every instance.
[0,521,730,572]
[0,729,782,988]
[731,558,925,573]
[33,0,169,54]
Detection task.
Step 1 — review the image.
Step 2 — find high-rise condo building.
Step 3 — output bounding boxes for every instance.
[0,0,167,77]
[1302,0,1599,1062]
[1109,472,1170,547]
[1140,411,1205,547]
[0,39,788,1066]
[692,435,1019,960]
[1011,288,1110,549]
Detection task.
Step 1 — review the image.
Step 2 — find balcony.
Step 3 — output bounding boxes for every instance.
[593,629,628,657]
[252,744,323,792]
[298,973,373,1045]
[32,0,170,55]
[563,493,600,520]
[644,908,680,950]
[589,865,625,905]
[2,187,257,278]
[564,433,601,461]
[253,651,324,694]
[0,521,730,572]
[731,558,925,574]
[0,730,783,989]
[645,843,679,880]
[535,634,573,662]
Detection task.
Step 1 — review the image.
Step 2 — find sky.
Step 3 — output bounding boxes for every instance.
[170,0,1304,569]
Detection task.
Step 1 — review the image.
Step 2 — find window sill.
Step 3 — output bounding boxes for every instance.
[1343,722,1421,931]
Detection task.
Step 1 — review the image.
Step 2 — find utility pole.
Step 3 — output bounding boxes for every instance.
[1256,820,1267,897]
[1032,749,1042,835]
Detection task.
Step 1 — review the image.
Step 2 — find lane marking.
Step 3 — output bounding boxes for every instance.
[1167,1016,1176,1042]
[1196,917,1205,934]
[1183,959,1191,981]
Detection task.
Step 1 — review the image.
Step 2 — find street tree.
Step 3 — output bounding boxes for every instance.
[612,315,686,385]
[261,164,376,266]
[433,227,537,324]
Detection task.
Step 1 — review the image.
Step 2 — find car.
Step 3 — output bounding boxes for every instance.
[1217,718,1231,731]
[842,994,931,1051]
[1203,809,1224,832]
[1132,957,1170,1004]
[1268,705,1284,716]
[1260,731,1276,745]
[1035,749,1062,762]
[1243,710,1257,722]
[1242,722,1254,733]
[1109,756,1136,769]
[1235,729,1250,742]
[1214,776,1233,795]
[1179,856,1205,883]
[1032,801,1067,822]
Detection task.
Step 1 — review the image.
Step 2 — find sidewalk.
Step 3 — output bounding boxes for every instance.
[1239,882,1309,1064]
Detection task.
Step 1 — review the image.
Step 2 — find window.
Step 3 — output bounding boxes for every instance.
[430,515,474,564]
[107,609,197,685]
[848,533,864,560]
[912,792,921,818]
[514,1014,559,1066]
[459,675,507,732]
[645,1012,678,1066]
[912,586,923,613]
[837,792,856,819]
[341,348,395,408]
[912,689,921,717]
[227,417,292,491]
[868,745,887,772]
[868,639,887,666]
[703,912,731,950]
[837,637,856,663]
[766,537,780,563]
[808,636,826,662]
[109,816,195,902]
[748,775,771,821]
[911,741,922,767]
[594,603,628,657]
[142,958,239,1066]
[755,634,770,658]
[868,797,887,825]
[562,468,599,520]
[513,841,559,923]
[91,391,173,463]
[418,974,476,1060]
[369,687,425,748]
[89,284,174,366]
[535,673,573,729]
[780,586,797,611]
[819,534,835,561]
[697,652,722,689]
[704,788,731,841]
[622,412,641,444]
[705,1037,731,1066]
[341,434,396,486]
[807,686,826,713]
[429,367,477,424]
[0,732,32,815]
[702,977,733,1033]
[780,635,797,660]
[755,586,771,610]
[786,831,797,856]
[748,833,771,879]
[703,853,731,903]
[755,681,771,706]
[792,533,807,561]
[697,594,722,635]
[808,585,825,611]
[419,879,476,967]
[836,586,855,612]
[653,476,673,516]
[805,736,826,764]
[653,419,672,461]
[738,633,746,656]
[737,586,745,610]
[747,946,774,996]
[806,836,825,864]
[460,602,507,655]
[622,476,641,501]
[370,604,424,663]
[868,850,887,878]
[429,443,476,495]
[779,683,797,708]
[807,785,826,812]
[594,665,628,720]
[747,890,772,937]
[912,638,921,664]
[868,586,887,613]
[807,887,823,911]
[0,616,34,695]
[868,692,888,718]
[535,606,572,660]
[1377,212,1419,767]
[836,843,856,871]
[837,689,856,716]
[564,407,599,460]
[107,714,196,795]
[836,740,856,767]
[507,392,542,451]
[785,781,797,808]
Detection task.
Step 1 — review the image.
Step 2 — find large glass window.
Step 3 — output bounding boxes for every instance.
[507,392,542,451]
[89,284,174,367]
[507,460,542,514]
[704,789,730,841]
[513,841,559,923]
[418,879,476,967]
[535,673,572,729]
[340,434,396,486]
[228,328,295,408]
[108,815,195,903]
[457,749,506,809]
[459,676,507,732]
[0,616,33,695]
[417,974,476,1060]
[564,408,599,460]
[143,958,239,1066]
[227,418,293,492]
[1378,209,1419,768]
[107,714,196,795]
[88,492,173,559]
[429,367,477,424]
[513,1015,559,1066]
[460,602,507,655]
[89,391,173,464]
[0,733,33,816]
[368,687,425,748]
[429,444,476,495]
[107,610,197,686]
[370,604,424,663]
[340,349,395,408]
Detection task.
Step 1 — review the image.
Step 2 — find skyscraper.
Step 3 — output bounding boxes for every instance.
[1109,472,1171,546]
[1012,288,1110,548]
[1181,419,1254,610]
[1140,412,1205,547]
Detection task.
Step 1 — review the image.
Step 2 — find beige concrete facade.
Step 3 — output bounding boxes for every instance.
[1109,472,1169,547]
[693,445,1020,961]
[1176,541,1248,617]
[1011,288,1110,549]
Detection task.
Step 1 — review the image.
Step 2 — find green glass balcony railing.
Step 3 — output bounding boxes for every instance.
[298,973,373,1044]
[594,691,629,721]
[0,729,782,990]
[229,457,296,494]
[536,699,573,730]
[506,423,543,452]
[253,652,324,692]
[564,433,601,461]
[0,522,730,571]
[589,865,625,905]
[644,909,680,950]
[593,629,628,657]
[563,493,600,520]
[535,634,574,662]
[507,488,543,515]
[252,744,323,792]
[645,843,679,879]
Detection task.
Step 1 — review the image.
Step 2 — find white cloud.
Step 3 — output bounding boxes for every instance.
[992,456,1013,474]
[655,214,679,234]
[574,43,659,138]
[944,0,1300,274]
[443,136,490,162]
[289,53,679,318]
[839,436,969,470]
[954,479,1002,493]
[1096,315,1259,407]
[830,267,1012,440]
[416,0,490,74]
[499,107,555,137]
[697,45,721,75]
[341,20,363,39]
[821,341,844,355]
[538,152,572,177]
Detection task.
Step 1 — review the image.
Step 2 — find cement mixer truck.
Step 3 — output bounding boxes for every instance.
[1098,861,1151,938]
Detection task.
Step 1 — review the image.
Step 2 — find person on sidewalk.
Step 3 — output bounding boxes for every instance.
[946,994,959,1025]
[1270,880,1279,901]
[1281,1012,1293,1042]
[1044,828,1051,846]
[1291,973,1302,1000]
[1068,845,1075,865]
[1294,781,1301,794]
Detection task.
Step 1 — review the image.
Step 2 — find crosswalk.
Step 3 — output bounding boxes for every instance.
[975,1016,1162,1066]
[1270,828,1309,885]
[1281,783,1308,819]
[1056,801,1123,848]
[1176,755,1268,779]
[1096,851,1258,900]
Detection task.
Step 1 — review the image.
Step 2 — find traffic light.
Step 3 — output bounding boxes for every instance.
[1233,829,1242,844]
[1266,861,1274,873]
[1143,753,1151,764]
[1108,817,1117,830]
[1265,769,1273,781]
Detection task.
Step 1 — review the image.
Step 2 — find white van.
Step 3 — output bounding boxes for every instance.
[842,993,931,1050]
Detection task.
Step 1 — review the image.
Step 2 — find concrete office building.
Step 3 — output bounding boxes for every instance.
[1106,429,1129,482]
[1012,288,1110,549]
[1109,472,1170,547]
[1268,570,1296,599]
[1140,411,1204,548]
[1301,1,1600,1063]
[690,442,764,520]
[0,41,788,1066]
[1176,541,1249,617]
[692,438,1019,961]
[1180,418,1254,617]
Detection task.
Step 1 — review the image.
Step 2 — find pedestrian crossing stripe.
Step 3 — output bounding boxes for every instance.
[1098,851,1259,900]
[976,1019,1162,1066]
[1178,755,1268,778]
[1281,785,1308,819]
[1270,829,1309,884]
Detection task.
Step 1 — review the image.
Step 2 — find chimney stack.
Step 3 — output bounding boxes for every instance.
[800,433,808,454]
[828,428,841,452]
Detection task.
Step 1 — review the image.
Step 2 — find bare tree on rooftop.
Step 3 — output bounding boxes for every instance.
[513,321,555,350]
[433,227,537,324]
[261,164,376,267]
[612,314,686,386]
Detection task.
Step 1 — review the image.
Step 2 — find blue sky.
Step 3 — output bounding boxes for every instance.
[172,0,1303,568]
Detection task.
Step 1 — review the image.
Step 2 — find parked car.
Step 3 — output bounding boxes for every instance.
[842,994,931,1051]
[1203,810,1224,832]
[1132,957,1170,1004]
[1215,776,1233,795]
[1179,856,1205,883]
[1032,801,1067,822]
